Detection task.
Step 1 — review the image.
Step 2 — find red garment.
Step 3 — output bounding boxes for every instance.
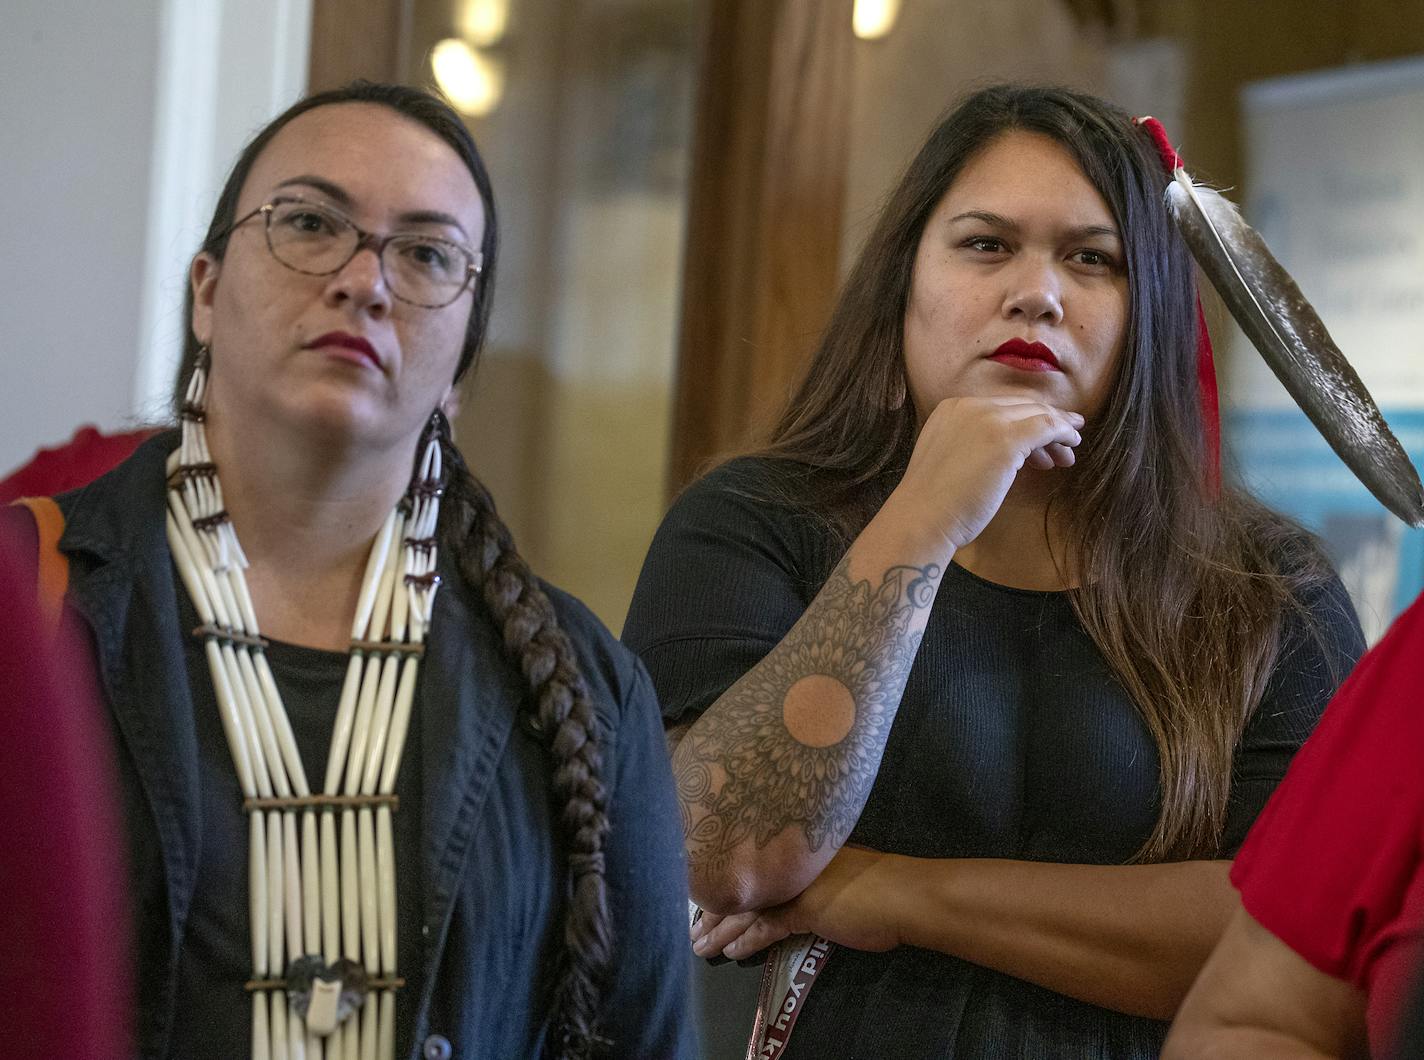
[1231,590,1424,1054]
[0,425,159,503]
[0,523,130,1057]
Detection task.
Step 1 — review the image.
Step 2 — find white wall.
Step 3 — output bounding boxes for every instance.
[1,2,162,471]
[0,0,310,473]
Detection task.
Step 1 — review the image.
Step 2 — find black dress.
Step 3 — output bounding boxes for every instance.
[623,457,1365,1058]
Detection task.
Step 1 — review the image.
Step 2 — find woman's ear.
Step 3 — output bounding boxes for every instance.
[440,384,463,421]
[190,253,220,345]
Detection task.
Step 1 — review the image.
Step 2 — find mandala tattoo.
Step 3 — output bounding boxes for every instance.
[674,557,940,871]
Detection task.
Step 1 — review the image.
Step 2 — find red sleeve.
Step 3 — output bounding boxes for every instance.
[1372,865,1424,1056]
[0,425,158,503]
[1231,591,1424,1044]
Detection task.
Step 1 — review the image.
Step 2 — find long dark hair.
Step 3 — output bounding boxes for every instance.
[184,82,612,1057]
[749,84,1335,862]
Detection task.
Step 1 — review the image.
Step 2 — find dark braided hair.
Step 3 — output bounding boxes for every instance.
[436,414,613,1058]
[182,82,615,1057]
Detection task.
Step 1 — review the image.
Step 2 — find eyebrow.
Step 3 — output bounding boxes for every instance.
[947,209,1119,241]
[273,175,472,239]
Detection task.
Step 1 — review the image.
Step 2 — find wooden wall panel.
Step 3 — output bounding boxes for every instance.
[308,0,411,92]
[669,0,854,492]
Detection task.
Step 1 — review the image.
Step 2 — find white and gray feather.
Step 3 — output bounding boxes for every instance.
[1165,170,1424,526]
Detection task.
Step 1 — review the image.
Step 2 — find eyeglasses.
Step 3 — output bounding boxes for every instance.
[224,196,483,309]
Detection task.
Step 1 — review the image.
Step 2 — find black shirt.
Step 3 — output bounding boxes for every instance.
[170,590,425,1058]
[623,457,1366,1059]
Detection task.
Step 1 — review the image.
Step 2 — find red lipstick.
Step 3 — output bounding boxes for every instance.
[305,331,381,370]
[989,338,1061,373]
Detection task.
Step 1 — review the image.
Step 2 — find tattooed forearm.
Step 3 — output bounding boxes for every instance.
[673,557,940,876]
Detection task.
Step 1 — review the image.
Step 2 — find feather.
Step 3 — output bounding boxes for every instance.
[1165,170,1424,527]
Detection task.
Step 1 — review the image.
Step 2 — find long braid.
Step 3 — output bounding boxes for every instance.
[433,416,613,1059]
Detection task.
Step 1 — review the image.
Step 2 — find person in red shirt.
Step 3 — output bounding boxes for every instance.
[1164,591,1424,1058]
[0,425,159,503]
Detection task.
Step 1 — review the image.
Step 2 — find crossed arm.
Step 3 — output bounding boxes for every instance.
[689,846,1236,1020]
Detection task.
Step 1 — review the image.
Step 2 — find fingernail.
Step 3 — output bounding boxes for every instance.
[692,936,711,955]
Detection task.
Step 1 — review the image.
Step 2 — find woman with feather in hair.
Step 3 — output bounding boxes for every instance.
[621,83,1407,1057]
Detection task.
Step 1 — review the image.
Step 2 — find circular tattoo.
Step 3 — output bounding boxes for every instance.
[782,674,856,748]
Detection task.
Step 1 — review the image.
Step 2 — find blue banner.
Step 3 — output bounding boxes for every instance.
[1226,406,1424,641]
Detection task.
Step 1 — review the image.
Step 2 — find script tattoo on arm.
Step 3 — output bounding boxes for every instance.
[673,556,941,873]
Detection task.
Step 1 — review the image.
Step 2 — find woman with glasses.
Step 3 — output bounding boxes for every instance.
[622,84,1369,1057]
[9,82,692,1060]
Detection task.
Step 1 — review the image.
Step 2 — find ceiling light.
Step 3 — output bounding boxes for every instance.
[459,0,510,48]
[432,38,504,117]
[853,0,901,40]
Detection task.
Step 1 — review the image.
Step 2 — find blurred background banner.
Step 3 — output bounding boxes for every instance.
[1225,57,1424,642]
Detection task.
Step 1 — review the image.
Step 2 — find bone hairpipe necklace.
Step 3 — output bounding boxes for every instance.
[166,351,443,1060]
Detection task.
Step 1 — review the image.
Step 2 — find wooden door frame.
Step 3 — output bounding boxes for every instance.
[308,0,412,91]
[668,0,855,493]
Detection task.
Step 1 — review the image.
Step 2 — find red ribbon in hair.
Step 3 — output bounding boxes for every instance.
[1134,115,1222,495]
